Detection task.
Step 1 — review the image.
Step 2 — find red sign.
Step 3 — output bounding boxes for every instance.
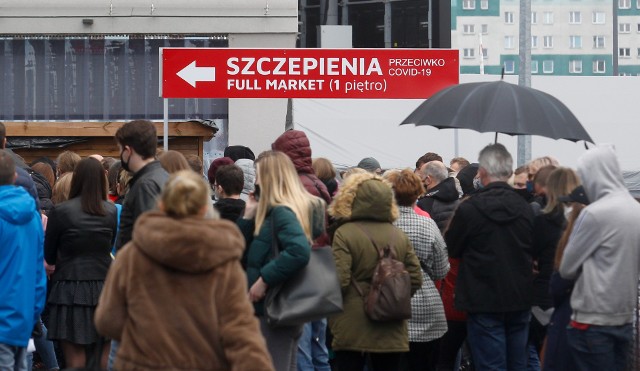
[161,48,458,99]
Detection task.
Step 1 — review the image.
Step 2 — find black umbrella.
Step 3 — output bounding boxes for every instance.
[400,80,593,143]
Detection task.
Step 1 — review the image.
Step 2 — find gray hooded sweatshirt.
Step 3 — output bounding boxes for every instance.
[559,145,640,326]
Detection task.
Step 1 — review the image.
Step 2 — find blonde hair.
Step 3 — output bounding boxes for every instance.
[542,167,580,214]
[554,203,586,270]
[254,151,319,240]
[52,173,73,205]
[528,156,560,178]
[161,170,217,219]
[56,151,81,176]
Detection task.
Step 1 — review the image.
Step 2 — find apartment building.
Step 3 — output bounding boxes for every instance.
[452,0,640,76]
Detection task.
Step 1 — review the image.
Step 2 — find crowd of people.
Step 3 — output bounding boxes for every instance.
[1,119,640,371]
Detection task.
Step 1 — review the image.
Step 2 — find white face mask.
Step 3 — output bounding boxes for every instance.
[563,205,574,220]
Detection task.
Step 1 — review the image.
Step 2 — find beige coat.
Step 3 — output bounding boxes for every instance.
[95,211,274,371]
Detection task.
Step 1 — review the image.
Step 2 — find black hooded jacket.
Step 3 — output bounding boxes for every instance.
[445,182,534,313]
[417,177,460,233]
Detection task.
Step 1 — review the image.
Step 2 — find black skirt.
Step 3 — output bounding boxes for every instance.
[47,280,104,344]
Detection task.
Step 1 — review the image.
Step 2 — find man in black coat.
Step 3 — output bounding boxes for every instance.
[444,143,534,371]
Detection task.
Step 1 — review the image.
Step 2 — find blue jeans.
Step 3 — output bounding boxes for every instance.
[0,344,27,371]
[567,323,632,371]
[297,319,331,371]
[466,310,531,371]
[107,340,119,371]
[26,319,59,371]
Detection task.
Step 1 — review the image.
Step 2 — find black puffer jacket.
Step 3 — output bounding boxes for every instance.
[445,182,534,313]
[116,161,169,250]
[417,177,460,233]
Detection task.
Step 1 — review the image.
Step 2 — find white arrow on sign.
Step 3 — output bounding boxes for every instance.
[177,61,216,88]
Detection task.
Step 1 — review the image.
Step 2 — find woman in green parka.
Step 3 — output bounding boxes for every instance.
[328,172,423,371]
[237,150,324,371]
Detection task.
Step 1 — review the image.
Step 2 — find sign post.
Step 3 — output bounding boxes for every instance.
[160,48,459,99]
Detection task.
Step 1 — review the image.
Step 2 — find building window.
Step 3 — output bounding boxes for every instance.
[569,11,582,24]
[543,60,554,74]
[637,47,640,57]
[638,23,640,33]
[543,12,554,24]
[593,60,606,73]
[620,48,631,58]
[593,36,606,49]
[543,36,553,48]
[569,60,583,73]
[480,0,489,10]
[532,36,538,48]
[570,36,582,48]
[481,24,489,34]
[463,48,475,58]
[638,0,640,8]
[531,60,539,74]
[505,12,515,24]
[481,48,488,59]
[592,11,605,24]
[619,23,631,33]
[620,0,631,9]
[463,0,476,10]
[463,24,476,34]
[531,12,538,24]
[504,36,515,49]
[504,60,515,74]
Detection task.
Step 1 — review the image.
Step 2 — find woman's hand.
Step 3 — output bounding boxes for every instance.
[243,193,258,219]
[248,276,268,302]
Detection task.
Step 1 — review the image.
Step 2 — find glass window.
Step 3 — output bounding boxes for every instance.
[0,35,229,122]
[481,24,489,34]
[620,48,631,58]
[543,60,554,74]
[463,0,476,10]
[570,36,582,48]
[531,12,538,24]
[569,11,582,24]
[543,12,554,24]
[463,48,475,58]
[619,23,631,33]
[593,36,606,48]
[481,48,489,59]
[531,60,539,74]
[637,47,640,57]
[543,36,553,48]
[532,36,538,48]
[592,12,605,24]
[463,24,476,34]
[593,60,606,73]
[504,60,515,74]
[480,0,489,10]
[505,12,515,24]
[620,0,631,9]
[569,60,582,73]
[504,36,515,49]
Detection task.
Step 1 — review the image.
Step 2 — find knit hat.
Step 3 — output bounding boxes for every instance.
[456,163,479,196]
[207,157,235,184]
[224,145,255,162]
[357,157,381,173]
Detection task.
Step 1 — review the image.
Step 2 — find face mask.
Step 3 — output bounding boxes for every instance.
[526,180,535,194]
[563,205,574,220]
[473,177,484,190]
[120,148,131,173]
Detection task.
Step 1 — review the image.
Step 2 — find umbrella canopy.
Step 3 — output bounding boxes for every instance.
[400,80,593,143]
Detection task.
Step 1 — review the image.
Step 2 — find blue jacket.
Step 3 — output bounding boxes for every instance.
[0,185,46,347]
